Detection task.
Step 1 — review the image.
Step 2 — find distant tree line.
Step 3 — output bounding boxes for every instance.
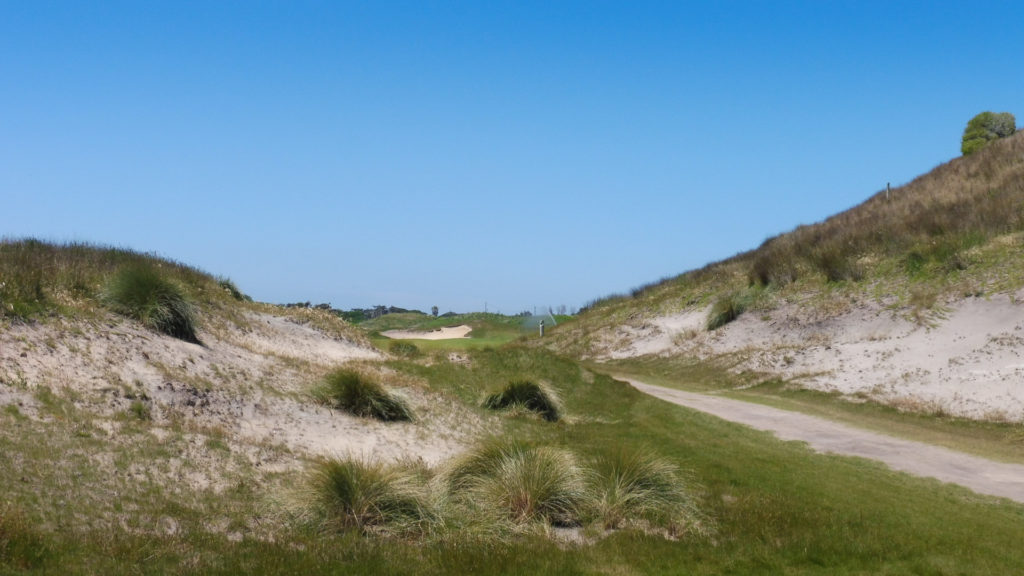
[280,301,426,323]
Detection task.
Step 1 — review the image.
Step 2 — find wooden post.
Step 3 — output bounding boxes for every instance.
[887,182,891,200]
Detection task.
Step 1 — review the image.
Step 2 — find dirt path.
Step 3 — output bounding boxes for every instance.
[624,378,1024,504]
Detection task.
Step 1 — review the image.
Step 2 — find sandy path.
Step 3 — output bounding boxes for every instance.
[624,378,1024,504]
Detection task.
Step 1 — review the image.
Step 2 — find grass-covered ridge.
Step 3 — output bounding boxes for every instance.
[0,238,243,321]
[570,130,1024,324]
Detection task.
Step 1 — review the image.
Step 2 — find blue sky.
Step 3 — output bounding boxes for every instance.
[2,2,1022,313]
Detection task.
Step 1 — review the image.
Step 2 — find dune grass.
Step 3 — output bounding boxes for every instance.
[589,448,705,535]
[441,438,586,526]
[0,239,227,322]
[310,457,434,535]
[102,264,200,342]
[563,131,1024,346]
[315,369,413,422]
[483,380,563,422]
[705,290,746,330]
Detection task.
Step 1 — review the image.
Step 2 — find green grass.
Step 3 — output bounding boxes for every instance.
[314,368,413,422]
[388,340,421,358]
[309,457,433,535]
[5,344,1024,574]
[606,356,1024,464]
[454,442,586,526]
[484,380,563,422]
[589,448,705,535]
[102,264,200,342]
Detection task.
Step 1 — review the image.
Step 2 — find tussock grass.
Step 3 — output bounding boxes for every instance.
[441,438,587,527]
[102,265,199,342]
[315,369,413,422]
[706,291,746,330]
[309,457,434,535]
[483,380,562,422]
[589,448,706,536]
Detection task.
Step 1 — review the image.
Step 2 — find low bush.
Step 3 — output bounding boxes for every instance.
[483,380,562,422]
[809,241,862,283]
[102,265,199,342]
[316,369,413,422]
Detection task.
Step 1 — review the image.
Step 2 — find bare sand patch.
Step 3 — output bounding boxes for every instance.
[382,324,472,340]
[595,293,1024,421]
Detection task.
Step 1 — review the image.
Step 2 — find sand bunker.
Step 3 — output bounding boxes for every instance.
[381,325,472,340]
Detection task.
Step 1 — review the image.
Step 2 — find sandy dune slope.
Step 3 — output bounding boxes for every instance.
[594,293,1024,421]
[0,311,478,467]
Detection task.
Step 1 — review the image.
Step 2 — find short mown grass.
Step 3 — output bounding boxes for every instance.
[314,368,413,422]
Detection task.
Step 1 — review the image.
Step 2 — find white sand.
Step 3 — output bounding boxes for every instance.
[381,324,472,340]
[593,293,1024,421]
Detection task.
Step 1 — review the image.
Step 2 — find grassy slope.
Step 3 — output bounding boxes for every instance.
[536,131,1024,454]
[5,347,1024,574]
[554,130,1024,353]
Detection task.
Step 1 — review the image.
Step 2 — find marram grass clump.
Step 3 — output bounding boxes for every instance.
[102,265,199,342]
[483,380,562,422]
[706,291,746,331]
[441,438,587,526]
[316,369,413,422]
[310,457,434,535]
[302,439,708,543]
[590,448,707,536]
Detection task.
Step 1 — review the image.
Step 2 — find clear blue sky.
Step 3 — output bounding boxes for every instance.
[2,2,1022,313]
